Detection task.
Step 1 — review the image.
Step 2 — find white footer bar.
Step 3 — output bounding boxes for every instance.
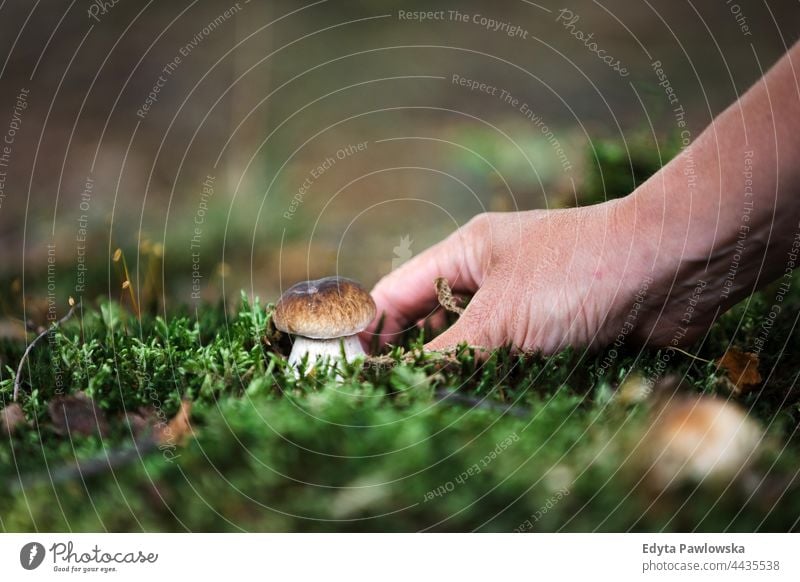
[1,533,797,581]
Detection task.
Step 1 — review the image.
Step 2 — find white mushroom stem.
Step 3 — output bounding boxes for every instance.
[287,334,366,370]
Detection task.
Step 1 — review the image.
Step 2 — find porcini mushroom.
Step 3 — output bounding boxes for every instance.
[273,276,376,373]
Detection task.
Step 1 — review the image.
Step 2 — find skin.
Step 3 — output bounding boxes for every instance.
[364,41,800,354]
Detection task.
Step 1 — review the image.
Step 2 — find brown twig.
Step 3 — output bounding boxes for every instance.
[8,438,159,491]
[13,300,78,402]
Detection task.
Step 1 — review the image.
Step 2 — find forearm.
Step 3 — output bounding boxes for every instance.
[624,41,800,337]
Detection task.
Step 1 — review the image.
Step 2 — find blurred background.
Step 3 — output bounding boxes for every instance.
[0,0,796,324]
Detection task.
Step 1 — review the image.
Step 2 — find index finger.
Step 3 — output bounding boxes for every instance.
[363,224,485,346]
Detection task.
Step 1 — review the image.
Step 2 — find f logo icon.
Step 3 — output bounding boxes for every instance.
[20,542,45,570]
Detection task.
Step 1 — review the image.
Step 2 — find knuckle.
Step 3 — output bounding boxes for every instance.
[464,212,494,235]
[461,213,495,256]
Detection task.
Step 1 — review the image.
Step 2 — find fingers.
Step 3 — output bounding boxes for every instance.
[363,221,486,346]
[423,318,480,352]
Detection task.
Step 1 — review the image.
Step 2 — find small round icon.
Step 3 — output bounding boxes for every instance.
[20,542,46,570]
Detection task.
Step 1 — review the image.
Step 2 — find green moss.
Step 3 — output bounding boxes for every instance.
[2,133,800,531]
[0,272,799,532]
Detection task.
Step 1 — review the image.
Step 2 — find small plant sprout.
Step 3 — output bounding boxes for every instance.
[113,247,139,317]
[273,276,376,374]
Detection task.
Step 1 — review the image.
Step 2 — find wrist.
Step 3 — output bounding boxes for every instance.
[609,182,717,347]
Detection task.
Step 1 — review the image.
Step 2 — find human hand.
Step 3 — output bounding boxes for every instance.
[364,200,660,354]
[364,41,800,356]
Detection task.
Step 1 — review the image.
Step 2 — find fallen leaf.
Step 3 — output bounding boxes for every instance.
[49,392,109,438]
[434,277,464,315]
[715,349,761,395]
[1,403,26,435]
[154,400,193,446]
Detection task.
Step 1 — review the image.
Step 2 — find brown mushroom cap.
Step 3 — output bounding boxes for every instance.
[273,276,376,339]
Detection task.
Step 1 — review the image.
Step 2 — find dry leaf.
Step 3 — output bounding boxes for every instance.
[715,349,761,395]
[154,400,193,446]
[434,277,464,315]
[48,392,109,438]
[1,403,26,435]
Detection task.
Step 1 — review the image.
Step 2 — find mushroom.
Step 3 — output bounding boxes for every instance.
[639,394,763,490]
[273,276,376,373]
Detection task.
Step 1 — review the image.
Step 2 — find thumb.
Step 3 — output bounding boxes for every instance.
[365,220,487,346]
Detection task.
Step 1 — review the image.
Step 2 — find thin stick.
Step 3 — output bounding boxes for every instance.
[670,346,712,364]
[13,301,78,402]
[434,389,530,417]
[8,438,159,491]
